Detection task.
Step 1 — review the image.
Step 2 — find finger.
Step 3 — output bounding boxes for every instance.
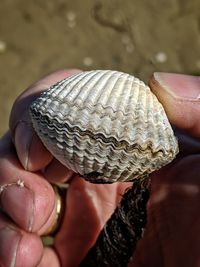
[44,158,75,183]
[0,133,56,234]
[0,212,43,267]
[149,73,200,137]
[37,248,60,267]
[9,69,81,171]
[54,175,131,266]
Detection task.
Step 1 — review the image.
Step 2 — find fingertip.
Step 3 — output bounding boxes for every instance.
[149,72,200,137]
[0,224,43,267]
[38,247,60,267]
[44,158,74,183]
[16,233,43,267]
[152,72,200,99]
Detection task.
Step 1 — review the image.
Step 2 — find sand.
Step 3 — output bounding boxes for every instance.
[0,0,200,135]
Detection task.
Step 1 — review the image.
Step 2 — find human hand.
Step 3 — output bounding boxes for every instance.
[130,73,200,267]
[0,69,131,267]
[1,70,200,267]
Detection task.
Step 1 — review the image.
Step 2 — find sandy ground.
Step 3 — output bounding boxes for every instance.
[0,0,200,135]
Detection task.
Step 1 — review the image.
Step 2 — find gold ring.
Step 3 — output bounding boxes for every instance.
[43,184,68,236]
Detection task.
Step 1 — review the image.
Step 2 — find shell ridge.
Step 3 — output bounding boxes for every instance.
[102,71,126,108]
[101,73,135,137]
[37,127,170,163]
[32,107,177,156]
[34,112,177,156]
[96,72,128,135]
[34,96,167,125]
[39,121,176,158]
[42,73,82,103]
[58,146,162,176]
[121,74,137,115]
[73,71,121,126]
[64,71,106,103]
[73,71,108,105]
[30,74,83,117]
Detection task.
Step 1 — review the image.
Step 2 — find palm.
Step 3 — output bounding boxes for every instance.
[54,176,131,266]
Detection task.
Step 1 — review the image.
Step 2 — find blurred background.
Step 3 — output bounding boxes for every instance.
[0,0,200,135]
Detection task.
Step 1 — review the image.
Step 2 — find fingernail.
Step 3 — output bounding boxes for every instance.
[0,227,22,267]
[14,121,33,170]
[14,121,53,171]
[1,185,34,231]
[153,72,200,99]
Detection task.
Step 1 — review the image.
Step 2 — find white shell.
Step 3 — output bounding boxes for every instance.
[30,70,178,183]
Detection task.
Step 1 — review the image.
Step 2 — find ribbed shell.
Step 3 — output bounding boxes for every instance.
[30,70,178,183]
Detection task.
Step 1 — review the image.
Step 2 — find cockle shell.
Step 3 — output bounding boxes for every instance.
[30,70,178,183]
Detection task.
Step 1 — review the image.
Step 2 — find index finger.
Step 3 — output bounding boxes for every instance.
[9,69,81,171]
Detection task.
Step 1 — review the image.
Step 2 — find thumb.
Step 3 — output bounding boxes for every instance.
[149,73,200,137]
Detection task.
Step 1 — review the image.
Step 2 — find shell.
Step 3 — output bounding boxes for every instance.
[29,70,178,183]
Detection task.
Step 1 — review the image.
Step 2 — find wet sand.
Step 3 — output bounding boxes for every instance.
[0,0,200,135]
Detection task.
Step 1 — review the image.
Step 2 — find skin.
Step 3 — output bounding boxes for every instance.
[0,70,200,267]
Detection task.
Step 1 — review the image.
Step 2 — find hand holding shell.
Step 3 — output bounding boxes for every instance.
[30,70,178,266]
[30,70,178,183]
